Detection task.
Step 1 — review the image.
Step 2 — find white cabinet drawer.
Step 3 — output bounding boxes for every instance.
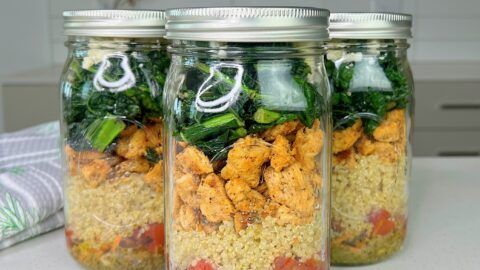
[413,129,480,156]
[414,81,480,128]
[0,84,59,132]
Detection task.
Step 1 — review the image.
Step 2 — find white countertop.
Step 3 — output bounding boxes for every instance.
[0,157,479,270]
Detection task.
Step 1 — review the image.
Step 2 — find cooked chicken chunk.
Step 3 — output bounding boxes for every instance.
[270,135,295,172]
[372,109,405,143]
[120,125,138,137]
[293,119,323,171]
[116,129,148,159]
[115,158,150,175]
[261,201,280,218]
[275,205,312,226]
[332,119,362,154]
[304,170,323,190]
[197,174,235,223]
[144,122,163,148]
[264,163,314,217]
[233,212,258,232]
[176,205,198,231]
[175,173,200,208]
[144,161,163,192]
[225,179,266,212]
[373,142,400,163]
[176,146,213,175]
[80,159,112,188]
[261,120,300,142]
[255,182,269,197]
[220,136,271,188]
[355,134,376,156]
[65,146,108,175]
[333,149,357,168]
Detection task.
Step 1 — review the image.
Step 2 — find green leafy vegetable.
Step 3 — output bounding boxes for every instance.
[253,108,281,124]
[171,43,325,158]
[84,117,126,152]
[62,43,170,151]
[327,43,411,133]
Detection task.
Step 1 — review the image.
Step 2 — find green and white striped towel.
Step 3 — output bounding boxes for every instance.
[0,122,64,249]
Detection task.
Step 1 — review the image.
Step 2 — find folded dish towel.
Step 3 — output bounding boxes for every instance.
[0,122,64,249]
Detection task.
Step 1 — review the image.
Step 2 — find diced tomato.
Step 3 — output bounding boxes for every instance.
[143,223,165,253]
[274,256,324,270]
[187,259,215,270]
[274,257,298,270]
[368,209,391,224]
[368,209,395,236]
[65,229,74,249]
[118,222,165,253]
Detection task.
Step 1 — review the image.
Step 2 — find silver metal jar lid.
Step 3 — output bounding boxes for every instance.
[165,7,330,42]
[329,12,412,39]
[63,10,166,37]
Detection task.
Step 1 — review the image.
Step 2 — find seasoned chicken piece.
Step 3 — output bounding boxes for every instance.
[293,119,323,171]
[144,123,163,148]
[261,120,300,142]
[275,205,312,226]
[80,159,112,188]
[175,205,198,231]
[220,136,271,188]
[270,135,295,172]
[233,212,258,232]
[264,163,314,217]
[261,201,280,218]
[176,146,213,175]
[144,161,163,192]
[255,182,269,197]
[355,134,375,155]
[333,149,357,168]
[175,173,200,208]
[197,174,235,223]
[120,125,138,137]
[115,158,150,175]
[373,142,400,163]
[333,119,362,154]
[304,170,323,190]
[225,179,266,212]
[373,109,406,143]
[173,192,183,220]
[116,129,148,159]
[198,216,220,234]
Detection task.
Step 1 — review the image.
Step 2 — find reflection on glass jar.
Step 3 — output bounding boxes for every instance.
[327,13,414,265]
[164,7,331,270]
[60,10,169,270]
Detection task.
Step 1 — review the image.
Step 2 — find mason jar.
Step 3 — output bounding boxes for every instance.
[163,7,331,270]
[326,13,414,265]
[60,10,169,270]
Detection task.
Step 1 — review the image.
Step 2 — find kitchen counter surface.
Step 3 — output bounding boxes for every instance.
[0,157,479,270]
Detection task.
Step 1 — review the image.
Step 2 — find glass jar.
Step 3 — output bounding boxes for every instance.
[164,7,331,270]
[60,10,169,270]
[326,13,414,265]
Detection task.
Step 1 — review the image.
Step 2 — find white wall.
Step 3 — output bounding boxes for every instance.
[1,0,480,76]
[0,0,51,76]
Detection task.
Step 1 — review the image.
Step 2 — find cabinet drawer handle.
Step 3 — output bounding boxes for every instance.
[438,151,480,157]
[440,103,480,110]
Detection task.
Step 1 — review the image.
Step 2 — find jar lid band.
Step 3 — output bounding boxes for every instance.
[329,12,412,39]
[63,10,166,38]
[165,7,330,42]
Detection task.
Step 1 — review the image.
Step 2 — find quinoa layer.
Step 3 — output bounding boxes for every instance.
[331,153,407,265]
[170,212,327,270]
[66,173,164,243]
